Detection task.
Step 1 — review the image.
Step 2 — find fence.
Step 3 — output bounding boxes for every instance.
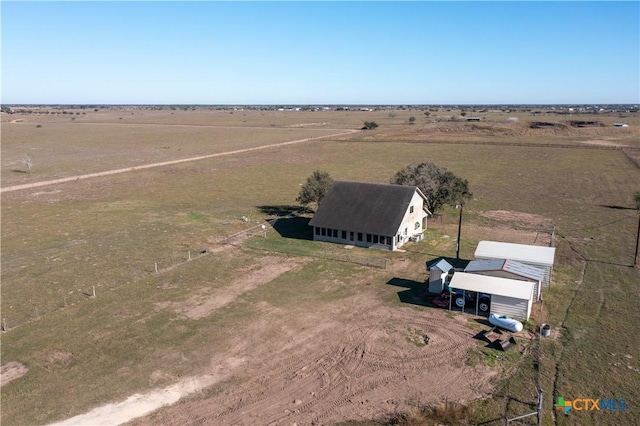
[1,249,209,334]
[3,220,388,333]
[241,238,387,269]
[224,220,274,245]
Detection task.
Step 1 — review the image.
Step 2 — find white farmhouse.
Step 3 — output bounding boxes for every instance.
[309,181,430,251]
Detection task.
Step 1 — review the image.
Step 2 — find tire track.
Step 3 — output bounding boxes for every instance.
[206,308,480,425]
[1,129,359,194]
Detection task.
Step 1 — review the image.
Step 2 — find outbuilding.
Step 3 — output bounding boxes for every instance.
[449,272,534,321]
[474,241,555,288]
[309,181,431,251]
[426,258,454,294]
[464,259,545,300]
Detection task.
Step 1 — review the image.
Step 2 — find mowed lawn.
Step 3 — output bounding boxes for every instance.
[1,113,640,425]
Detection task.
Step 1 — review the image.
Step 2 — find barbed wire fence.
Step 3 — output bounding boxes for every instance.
[1,247,210,334]
[2,218,387,333]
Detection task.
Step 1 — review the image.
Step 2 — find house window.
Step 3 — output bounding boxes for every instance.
[342,230,347,239]
[386,236,392,245]
[333,229,338,238]
[350,231,354,241]
[404,228,408,235]
[373,235,379,244]
[410,205,414,213]
[357,232,363,241]
[315,227,320,235]
[380,235,385,243]
[415,222,420,230]
[321,228,327,236]
[366,234,372,243]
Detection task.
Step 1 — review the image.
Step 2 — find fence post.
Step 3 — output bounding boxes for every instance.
[155,262,158,273]
[2,318,6,332]
[92,286,96,298]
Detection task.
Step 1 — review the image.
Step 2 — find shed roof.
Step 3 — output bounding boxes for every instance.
[309,181,429,236]
[474,241,555,265]
[428,258,453,272]
[464,259,545,281]
[449,272,534,300]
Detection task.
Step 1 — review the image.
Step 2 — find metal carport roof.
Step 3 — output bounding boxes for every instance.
[474,241,555,266]
[449,272,534,300]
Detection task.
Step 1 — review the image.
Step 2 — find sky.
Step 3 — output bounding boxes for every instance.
[1,1,639,105]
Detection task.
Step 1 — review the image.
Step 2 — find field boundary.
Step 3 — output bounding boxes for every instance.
[345,139,640,151]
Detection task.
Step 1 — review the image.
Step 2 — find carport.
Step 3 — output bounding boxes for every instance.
[448,272,534,321]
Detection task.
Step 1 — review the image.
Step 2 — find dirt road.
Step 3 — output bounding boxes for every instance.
[1,129,357,194]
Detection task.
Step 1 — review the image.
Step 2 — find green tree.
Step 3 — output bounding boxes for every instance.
[363,121,379,130]
[390,162,472,213]
[408,116,416,124]
[296,170,334,208]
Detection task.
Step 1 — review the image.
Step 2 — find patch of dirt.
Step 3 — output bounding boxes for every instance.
[38,349,76,370]
[0,361,28,387]
[129,295,497,426]
[477,210,553,228]
[156,256,308,320]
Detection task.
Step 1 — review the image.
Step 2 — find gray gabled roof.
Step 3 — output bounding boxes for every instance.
[427,258,454,272]
[309,181,428,236]
[464,259,545,281]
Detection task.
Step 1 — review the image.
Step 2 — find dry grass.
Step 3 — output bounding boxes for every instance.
[1,109,639,425]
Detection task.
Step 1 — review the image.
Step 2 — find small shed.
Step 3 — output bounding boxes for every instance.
[426,258,453,294]
[464,259,545,300]
[474,241,555,288]
[449,272,534,321]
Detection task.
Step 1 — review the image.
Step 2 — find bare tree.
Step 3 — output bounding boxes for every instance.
[22,154,33,174]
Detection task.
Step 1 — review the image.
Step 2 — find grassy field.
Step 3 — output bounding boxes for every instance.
[1,109,639,425]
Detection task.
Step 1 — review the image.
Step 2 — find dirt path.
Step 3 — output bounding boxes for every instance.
[1,129,358,194]
[48,360,244,426]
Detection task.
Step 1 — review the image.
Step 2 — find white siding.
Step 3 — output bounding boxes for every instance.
[490,295,532,321]
[395,191,427,249]
[429,268,448,294]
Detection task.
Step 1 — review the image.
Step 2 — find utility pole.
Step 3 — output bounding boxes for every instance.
[635,192,640,268]
[456,203,463,259]
[634,211,640,268]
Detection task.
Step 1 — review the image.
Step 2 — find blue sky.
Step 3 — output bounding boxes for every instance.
[2,1,638,105]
